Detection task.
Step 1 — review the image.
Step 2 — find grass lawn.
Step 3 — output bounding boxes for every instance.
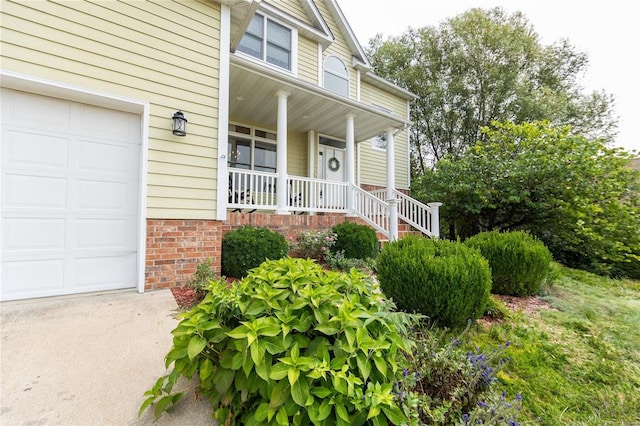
[468,266,640,424]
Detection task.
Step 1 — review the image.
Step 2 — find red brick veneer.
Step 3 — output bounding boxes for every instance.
[145,213,364,290]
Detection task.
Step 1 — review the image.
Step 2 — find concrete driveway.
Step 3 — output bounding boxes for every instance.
[0,289,215,425]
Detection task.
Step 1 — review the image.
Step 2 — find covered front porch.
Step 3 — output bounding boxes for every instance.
[219,55,441,239]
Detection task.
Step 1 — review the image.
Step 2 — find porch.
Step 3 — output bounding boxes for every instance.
[227,169,441,240]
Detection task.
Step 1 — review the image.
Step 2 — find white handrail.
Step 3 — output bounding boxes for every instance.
[368,188,440,238]
[352,186,389,238]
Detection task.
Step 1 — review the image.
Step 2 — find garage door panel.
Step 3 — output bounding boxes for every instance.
[2,259,65,296]
[5,130,69,169]
[3,174,68,208]
[10,90,71,131]
[73,103,140,142]
[73,254,137,289]
[76,218,130,249]
[77,180,128,210]
[78,140,130,175]
[2,218,66,251]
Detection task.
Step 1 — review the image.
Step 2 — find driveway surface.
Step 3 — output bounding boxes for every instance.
[0,289,215,425]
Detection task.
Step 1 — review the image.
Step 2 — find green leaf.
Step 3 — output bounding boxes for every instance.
[310,386,332,398]
[250,339,266,365]
[335,403,350,423]
[254,402,269,422]
[314,323,341,335]
[288,367,300,386]
[373,354,387,377]
[199,358,214,381]
[356,352,371,380]
[367,405,381,420]
[269,381,290,409]
[226,324,249,340]
[276,406,289,425]
[269,362,289,380]
[213,367,235,395]
[291,377,310,407]
[381,406,407,425]
[138,396,155,417]
[187,335,207,360]
[153,395,173,419]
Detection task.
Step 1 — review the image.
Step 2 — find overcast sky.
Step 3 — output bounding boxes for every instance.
[339,0,639,152]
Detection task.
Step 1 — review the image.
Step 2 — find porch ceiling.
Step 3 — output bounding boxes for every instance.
[229,55,411,142]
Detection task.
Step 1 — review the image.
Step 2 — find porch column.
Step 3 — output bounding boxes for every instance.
[346,114,355,215]
[386,128,398,241]
[276,90,290,214]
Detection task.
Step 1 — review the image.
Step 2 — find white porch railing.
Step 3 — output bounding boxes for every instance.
[391,189,440,238]
[227,169,440,239]
[228,169,349,213]
[352,186,390,238]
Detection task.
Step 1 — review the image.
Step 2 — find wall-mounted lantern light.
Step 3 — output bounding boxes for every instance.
[171,110,187,136]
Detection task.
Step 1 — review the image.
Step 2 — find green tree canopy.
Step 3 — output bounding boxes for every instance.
[413,121,639,275]
[367,7,618,174]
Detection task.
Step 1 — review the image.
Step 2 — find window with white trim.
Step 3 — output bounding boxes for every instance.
[238,13,292,71]
[371,133,387,151]
[323,56,349,97]
[228,124,277,173]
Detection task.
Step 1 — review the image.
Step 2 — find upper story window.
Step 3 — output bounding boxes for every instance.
[324,56,349,97]
[238,13,292,71]
[371,133,387,151]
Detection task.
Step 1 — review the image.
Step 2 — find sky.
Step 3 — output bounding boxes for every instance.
[339,0,639,153]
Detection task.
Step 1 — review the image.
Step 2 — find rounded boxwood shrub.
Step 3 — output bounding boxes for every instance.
[222,226,288,278]
[331,221,379,259]
[141,258,415,425]
[465,231,553,296]
[376,236,491,328]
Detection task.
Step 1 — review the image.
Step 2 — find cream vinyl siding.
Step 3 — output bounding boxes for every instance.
[359,131,410,190]
[287,132,308,177]
[360,82,408,119]
[270,0,313,24]
[298,36,319,84]
[314,1,357,100]
[0,0,222,220]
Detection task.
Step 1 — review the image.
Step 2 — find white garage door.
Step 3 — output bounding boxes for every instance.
[1,88,141,301]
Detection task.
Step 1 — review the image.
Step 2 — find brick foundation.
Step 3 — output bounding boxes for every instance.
[144,213,365,290]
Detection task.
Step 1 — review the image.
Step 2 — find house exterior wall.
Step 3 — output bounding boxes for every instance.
[359,131,410,190]
[0,0,222,220]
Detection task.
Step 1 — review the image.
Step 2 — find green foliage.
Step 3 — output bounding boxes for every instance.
[466,231,554,296]
[289,229,337,262]
[396,325,522,425]
[367,8,617,173]
[331,222,379,260]
[415,121,640,276]
[325,250,376,274]
[376,236,491,328]
[185,258,216,295]
[222,226,288,278]
[141,258,418,425]
[467,266,640,424]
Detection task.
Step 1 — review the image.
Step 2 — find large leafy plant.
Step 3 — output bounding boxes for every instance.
[140,258,416,425]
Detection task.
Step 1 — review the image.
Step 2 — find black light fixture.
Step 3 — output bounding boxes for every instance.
[171,110,187,136]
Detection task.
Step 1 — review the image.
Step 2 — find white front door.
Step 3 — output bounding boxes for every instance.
[1,88,141,301]
[318,145,346,208]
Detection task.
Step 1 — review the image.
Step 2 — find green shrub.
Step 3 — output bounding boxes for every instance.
[325,250,376,274]
[376,236,491,328]
[331,221,379,259]
[140,258,417,425]
[185,258,215,296]
[465,231,554,296]
[222,226,288,278]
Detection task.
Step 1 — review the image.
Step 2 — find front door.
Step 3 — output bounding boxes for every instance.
[318,139,346,209]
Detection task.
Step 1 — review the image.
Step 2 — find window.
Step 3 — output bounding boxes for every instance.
[238,13,292,71]
[324,56,349,96]
[228,124,277,172]
[371,133,387,151]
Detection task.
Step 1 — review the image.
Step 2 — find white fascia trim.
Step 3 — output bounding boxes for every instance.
[317,43,323,86]
[326,0,370,67]
[300,0,334,40]
[362,70,418,100]
[217,5,232,221]
[1,69,150,294]
[258,3,332,46]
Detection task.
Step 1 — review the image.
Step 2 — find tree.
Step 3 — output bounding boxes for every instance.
[367,8,618,174]
[413,121,639,275]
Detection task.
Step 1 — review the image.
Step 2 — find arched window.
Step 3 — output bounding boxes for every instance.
[323,56,349,97]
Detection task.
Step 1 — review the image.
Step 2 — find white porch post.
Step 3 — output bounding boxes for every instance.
[345,114,355,215]
[386,128,398,241]
[276,90,290,214]
[428,202,442,238]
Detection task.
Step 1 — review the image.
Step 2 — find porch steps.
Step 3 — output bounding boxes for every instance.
[376,223,422,248]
